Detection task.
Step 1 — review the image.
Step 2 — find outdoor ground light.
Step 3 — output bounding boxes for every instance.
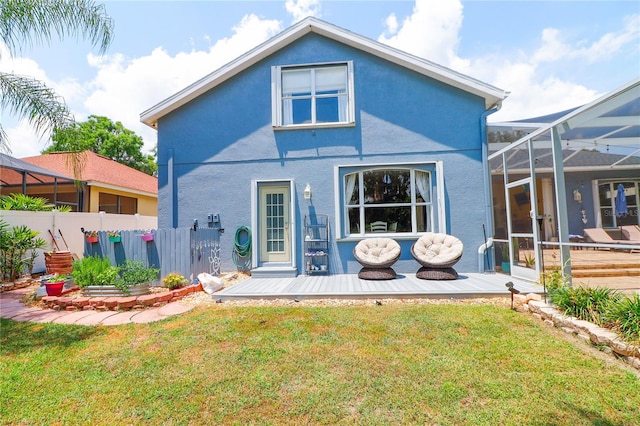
[304,183,312,200]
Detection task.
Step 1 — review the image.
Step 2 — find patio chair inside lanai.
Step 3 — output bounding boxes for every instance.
[583,227,640,247]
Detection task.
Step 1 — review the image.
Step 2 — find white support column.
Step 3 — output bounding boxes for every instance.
[551,127,572,286]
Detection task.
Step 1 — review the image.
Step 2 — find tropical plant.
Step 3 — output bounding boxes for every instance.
[0,0,113,151]
[162,272,189,290]
[0,193,70,212]
[0,220,47,281]
[71,254,118,288]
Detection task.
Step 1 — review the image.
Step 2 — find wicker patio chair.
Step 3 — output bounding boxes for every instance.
[353,238,401,280]
[411,232,464,280]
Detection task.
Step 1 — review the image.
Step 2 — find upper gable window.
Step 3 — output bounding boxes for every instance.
[272,62,354,128]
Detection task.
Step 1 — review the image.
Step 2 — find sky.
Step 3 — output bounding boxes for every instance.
[1,0,639,158]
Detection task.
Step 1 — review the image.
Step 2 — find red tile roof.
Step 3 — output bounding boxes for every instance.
[21,151,157,195]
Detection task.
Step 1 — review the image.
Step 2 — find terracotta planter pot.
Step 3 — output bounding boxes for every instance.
[85,236,99,244]
[44,281,65,296]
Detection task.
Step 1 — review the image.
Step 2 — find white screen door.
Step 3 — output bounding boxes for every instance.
[506,178,539,281]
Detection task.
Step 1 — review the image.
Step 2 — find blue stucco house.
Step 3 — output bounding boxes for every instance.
[141,18,508,277]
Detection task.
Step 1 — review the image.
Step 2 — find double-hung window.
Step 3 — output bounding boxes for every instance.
[342,167,436,236]
[272,62,354,128]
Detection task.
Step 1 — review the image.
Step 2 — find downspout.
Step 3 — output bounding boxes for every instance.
[478,102,501,273]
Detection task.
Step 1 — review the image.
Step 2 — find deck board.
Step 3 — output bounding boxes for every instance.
[215,273,543,301]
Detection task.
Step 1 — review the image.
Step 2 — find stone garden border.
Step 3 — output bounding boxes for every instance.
[520,296,640,371]
[41,284,202,312]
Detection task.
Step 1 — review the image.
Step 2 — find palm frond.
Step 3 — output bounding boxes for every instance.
[0,71,74,138]
[0,0,113,55]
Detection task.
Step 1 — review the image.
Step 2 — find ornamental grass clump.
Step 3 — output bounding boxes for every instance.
[550,286,620,325]
[603,294,640,344]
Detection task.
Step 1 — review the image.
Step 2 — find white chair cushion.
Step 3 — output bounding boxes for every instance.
[412,232,463,266]
[353,238,401,268]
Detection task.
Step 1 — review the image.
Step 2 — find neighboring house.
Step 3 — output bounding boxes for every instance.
[141,17,508,277]
[1,153,76,203]
[18,151,158,216]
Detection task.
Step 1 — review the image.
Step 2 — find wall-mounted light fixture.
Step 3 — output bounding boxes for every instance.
[304,183,312,200]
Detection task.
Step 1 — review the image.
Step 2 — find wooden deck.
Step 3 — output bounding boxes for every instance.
[214,273,544,301]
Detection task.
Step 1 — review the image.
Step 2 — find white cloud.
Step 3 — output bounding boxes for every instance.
[0,44,79,155]
[378,0,464,67]
[79,14,282,154]
[377,0,636,122]
[285,0,321,23]
[383,13,398,36]
[533,14,640,64]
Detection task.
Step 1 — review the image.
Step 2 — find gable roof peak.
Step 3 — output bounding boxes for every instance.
[141,17,508,127]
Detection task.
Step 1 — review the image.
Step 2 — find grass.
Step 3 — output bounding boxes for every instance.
[1,304,639,425]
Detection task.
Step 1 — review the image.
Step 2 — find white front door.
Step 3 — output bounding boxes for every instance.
[258,184,291,264]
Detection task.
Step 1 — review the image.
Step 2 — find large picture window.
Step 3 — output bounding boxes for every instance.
[272,62,354,128]
[344,168,433,235]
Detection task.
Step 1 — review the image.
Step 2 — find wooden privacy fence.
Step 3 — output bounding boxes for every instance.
[84,228,221,283]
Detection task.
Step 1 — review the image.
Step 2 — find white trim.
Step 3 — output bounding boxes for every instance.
[141,17,507,127]
[335,163,441,238]
[85,181,157,198]
[251,181,258,269]
[272,61,354,128]
[251,179,296,269]
[435,161,446,233]
[333,166,341,240]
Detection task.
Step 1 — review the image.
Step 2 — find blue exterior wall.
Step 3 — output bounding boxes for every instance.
[156,34,490,274]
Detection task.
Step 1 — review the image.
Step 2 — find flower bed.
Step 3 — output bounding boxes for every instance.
[41,283,202,311]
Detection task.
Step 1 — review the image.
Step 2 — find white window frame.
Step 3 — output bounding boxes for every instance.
[593,179,640,228]
[334,162,446,239]
[272,61,355,129]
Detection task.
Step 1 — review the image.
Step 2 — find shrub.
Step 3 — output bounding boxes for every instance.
[0,220,47,281]
[117,260,159,286]
[72,255,119,288]
[0,193,71,212]
[603,294,640,344]
[162,272,189,290]
[551,286,621,325]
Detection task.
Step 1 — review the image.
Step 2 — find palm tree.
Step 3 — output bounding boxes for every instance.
[0,0,113,152]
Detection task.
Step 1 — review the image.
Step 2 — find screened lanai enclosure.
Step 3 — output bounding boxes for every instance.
[487,78,640,292]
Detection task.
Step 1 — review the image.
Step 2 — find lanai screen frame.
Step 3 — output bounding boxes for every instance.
[487,78,640,285]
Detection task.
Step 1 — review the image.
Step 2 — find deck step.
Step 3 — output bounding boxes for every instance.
[570,268,640,278]
[544,263,640,271]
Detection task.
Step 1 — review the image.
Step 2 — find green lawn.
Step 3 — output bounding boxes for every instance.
[1,304,638,425]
